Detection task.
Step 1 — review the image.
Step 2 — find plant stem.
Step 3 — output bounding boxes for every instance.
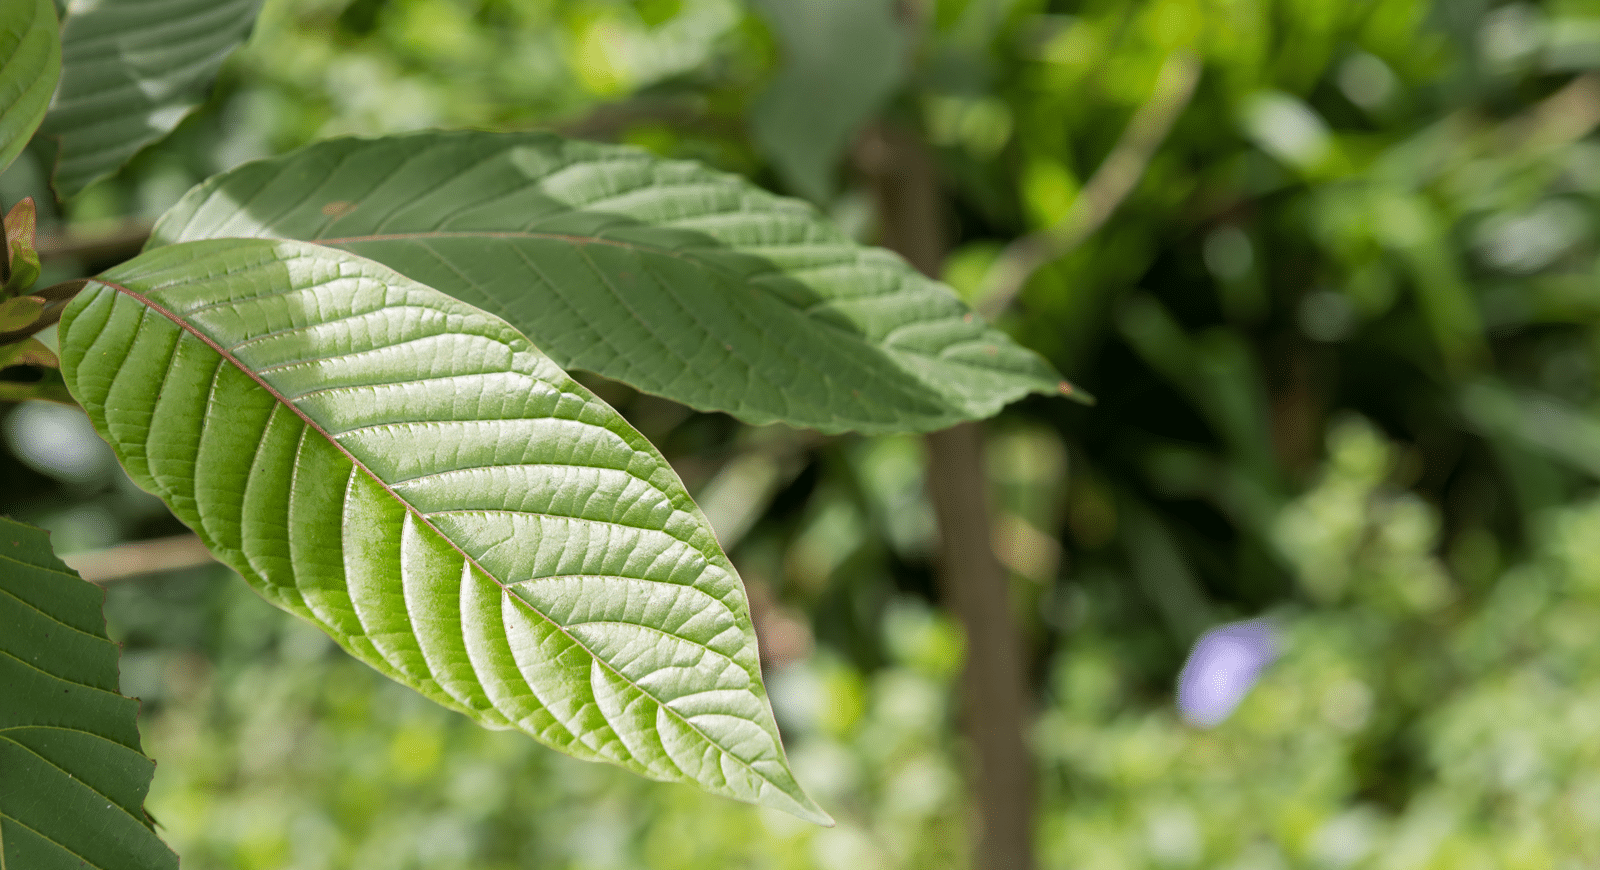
[976,50,1202,319]
[60,534,216,584]
[34,219,153,265]
[926,423,1035,870]
[860,122,1036,870]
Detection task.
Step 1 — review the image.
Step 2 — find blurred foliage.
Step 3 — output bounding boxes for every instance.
[106,571,971,870]
[9,0,1600,865]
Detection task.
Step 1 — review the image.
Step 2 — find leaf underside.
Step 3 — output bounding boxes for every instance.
[149,130,1073,434]
[0,0,60,174]
[57,238,830,825]
[41,0,262,198]
[0,517,177,870]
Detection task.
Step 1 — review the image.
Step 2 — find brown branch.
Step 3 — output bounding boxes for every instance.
[35,218,154,265]
[62,534,216,584]
[862,122,1036,870]
[1501,71,1600,151]
[976,50,1202,319]
[552,96,739,141]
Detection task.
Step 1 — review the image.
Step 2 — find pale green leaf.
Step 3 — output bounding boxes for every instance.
[0,0,59,174]
[57,238,831,824]
[148,131,1074,434]
[40,0,262,198]
[0,516,177,870]
[749,0,906,203]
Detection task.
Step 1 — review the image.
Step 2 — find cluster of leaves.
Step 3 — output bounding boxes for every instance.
[13,0,1600,866]
[1,0,1087,866]
[981,0,1600,647]
[0,197,72,403]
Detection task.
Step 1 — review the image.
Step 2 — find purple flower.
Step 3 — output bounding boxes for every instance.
[1177,619,1278,727]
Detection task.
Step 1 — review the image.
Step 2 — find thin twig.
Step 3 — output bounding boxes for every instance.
[1501,70,1600,151]
[62,534,216,584]
[35,219,154,264]
[976,51,1202,319]
[552,96,738,141]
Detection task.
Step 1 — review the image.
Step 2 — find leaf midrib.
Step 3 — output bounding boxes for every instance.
[318,229,774,284]
[96,279,793,801]
[0,727,150,830]
[319,230,1023,370]
[0,581,109,646]
[0,810,104,870]
[317,229,999,409]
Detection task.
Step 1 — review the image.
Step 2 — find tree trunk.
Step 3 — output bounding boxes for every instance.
[861,124,1035,870]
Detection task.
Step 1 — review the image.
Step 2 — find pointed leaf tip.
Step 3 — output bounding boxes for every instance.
[151,130,1068,434]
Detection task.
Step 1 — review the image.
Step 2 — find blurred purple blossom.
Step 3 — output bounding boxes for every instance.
[1177,619,1278,727]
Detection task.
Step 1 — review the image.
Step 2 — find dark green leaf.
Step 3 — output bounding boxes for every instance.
[149,131,1071,434]
[0,335,54,368]
[0,295,45,331]
[0,0,59,174]
[40,0,262,198]
[0,516,177,870]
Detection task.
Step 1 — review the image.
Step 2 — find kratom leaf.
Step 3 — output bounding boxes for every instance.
[40,0,262,198]
[0,375,73,405]
[748,0,906,203]
[0,296,45,331]
[149,131,1073,434]
[0,335,71,404]
[0,0,58,174]
[0,335,55,368]
[0,516,178,870]
[57,238,832,825]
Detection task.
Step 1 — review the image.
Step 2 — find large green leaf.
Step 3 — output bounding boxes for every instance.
[57,238,831,824]
[0,0,59,174]
[148,131,1072,434]
[40,0,262,198]
[0,516,177,870]
[748,0,906,203]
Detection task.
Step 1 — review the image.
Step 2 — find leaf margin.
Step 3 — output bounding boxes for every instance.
[57,236,833,826]
[146,129,1078,435]
[0,515,178,870]
[0,0,60,175]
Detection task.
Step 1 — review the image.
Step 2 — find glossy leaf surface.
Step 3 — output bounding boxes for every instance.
[149,131,1071,434]
[0,0,58,174]
[57,238,830,824]
[0,517,177,870]
[41,0,261,197]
